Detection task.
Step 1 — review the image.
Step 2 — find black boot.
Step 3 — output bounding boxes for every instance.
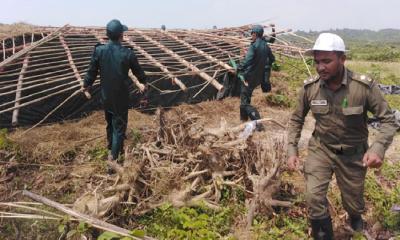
[310,217,334,240]
[349,215,363,232]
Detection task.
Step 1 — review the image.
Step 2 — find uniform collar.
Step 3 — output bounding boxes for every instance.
[109,40,121,45]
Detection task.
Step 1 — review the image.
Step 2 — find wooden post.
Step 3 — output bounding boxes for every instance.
[22,190,155,240]
[134,29,223,91]
[2,39,5,61]
[123,35,187,91]
[161,30,235,74]
[11,54,30,126]
[0,24,70,68]
[59,34,91,99]
[12,37,15,55]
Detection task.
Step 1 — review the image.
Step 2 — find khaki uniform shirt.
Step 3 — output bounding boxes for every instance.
[287,68,397,159]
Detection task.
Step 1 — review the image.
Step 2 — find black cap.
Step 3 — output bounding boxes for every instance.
[106,19,128,38]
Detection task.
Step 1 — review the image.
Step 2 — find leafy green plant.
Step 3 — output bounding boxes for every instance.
[98,229,146,240]
[139,203,235,239]
[60,221,90,240]
[253,214,309,240]
[265,93,293,108]
[0,128,12,150]
[87,146,109,161]
[271,62,281,71]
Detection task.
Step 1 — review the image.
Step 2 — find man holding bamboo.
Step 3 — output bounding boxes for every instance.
[83,19,147,163]
[286,33,397,239]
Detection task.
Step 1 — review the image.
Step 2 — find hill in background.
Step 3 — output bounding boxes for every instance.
[296,28,400,43]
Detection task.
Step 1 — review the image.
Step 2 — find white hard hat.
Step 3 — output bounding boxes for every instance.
[305,33,346,56]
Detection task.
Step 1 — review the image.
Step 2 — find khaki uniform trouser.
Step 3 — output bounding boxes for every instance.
[304,137,367,220]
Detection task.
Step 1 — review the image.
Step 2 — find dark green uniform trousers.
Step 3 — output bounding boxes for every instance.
[105,110,128,160]
[304,137,367,219]
[240,83,261,121]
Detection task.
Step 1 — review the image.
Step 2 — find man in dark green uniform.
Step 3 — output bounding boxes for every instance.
[287,33,397,239]
[261,24,276,93]
[83,19,147,161]
[238,25,275,129]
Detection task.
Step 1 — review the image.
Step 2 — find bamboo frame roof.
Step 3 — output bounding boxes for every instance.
[0,24,308,128]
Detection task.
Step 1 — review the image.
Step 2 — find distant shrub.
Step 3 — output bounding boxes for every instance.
[365,48,400,62]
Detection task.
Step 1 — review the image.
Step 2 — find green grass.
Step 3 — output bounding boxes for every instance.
[364,161,400,231]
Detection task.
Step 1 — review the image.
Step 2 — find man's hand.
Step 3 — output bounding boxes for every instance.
[287,155,300,171]
[243,80,249,87]
[81,87,92,99]
[362,152,383,168]
[140,84,148,94]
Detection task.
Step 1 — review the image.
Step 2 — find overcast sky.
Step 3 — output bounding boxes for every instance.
[1,0,400,31]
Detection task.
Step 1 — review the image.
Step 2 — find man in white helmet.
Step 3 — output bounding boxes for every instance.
[286,33,397,239]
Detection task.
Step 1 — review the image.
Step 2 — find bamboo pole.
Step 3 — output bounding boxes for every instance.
[0,72,76,97]
[12,37,15,55]
[160,30,235,74]
[59,34,91,99]
[22,190,155,240]
[123,36,187,91]
[2,39,5,61]
[11,54,29,126]
[0,24,70,68]
[0,84,80,114]
[185,37,240,61]
[134,29,222,91]
[0,78,78,109]
[23,33,26,48]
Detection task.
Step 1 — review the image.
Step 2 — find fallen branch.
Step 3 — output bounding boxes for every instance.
[22,190,156,240]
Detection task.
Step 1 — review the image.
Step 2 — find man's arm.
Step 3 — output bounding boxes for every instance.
[287,87,310,157]
[366,82,397,160]
[129,51,147,84]
[83,46,100,88]
[239,44,255,75]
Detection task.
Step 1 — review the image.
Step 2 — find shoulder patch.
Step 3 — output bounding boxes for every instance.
[303,75,319,87]
[350,71,374,87]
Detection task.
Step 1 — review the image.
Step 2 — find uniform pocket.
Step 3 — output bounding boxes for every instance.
[310,105,329,114]
[342,106,364,126]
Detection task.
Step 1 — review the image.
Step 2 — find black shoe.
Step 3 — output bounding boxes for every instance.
[310,217,334,240]
[350,215,363,232]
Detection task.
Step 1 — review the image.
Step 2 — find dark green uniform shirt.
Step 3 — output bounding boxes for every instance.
[240,37,274,88]
[84,41,146,115]
[288,68,397,159]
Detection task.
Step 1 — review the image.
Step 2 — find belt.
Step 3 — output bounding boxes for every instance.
[313,136,366,156]
[325,145,364,155]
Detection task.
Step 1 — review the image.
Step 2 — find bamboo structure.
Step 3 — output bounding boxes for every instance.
[0,24,309,127]
[11,54,29,126]
[59,35,91,99]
